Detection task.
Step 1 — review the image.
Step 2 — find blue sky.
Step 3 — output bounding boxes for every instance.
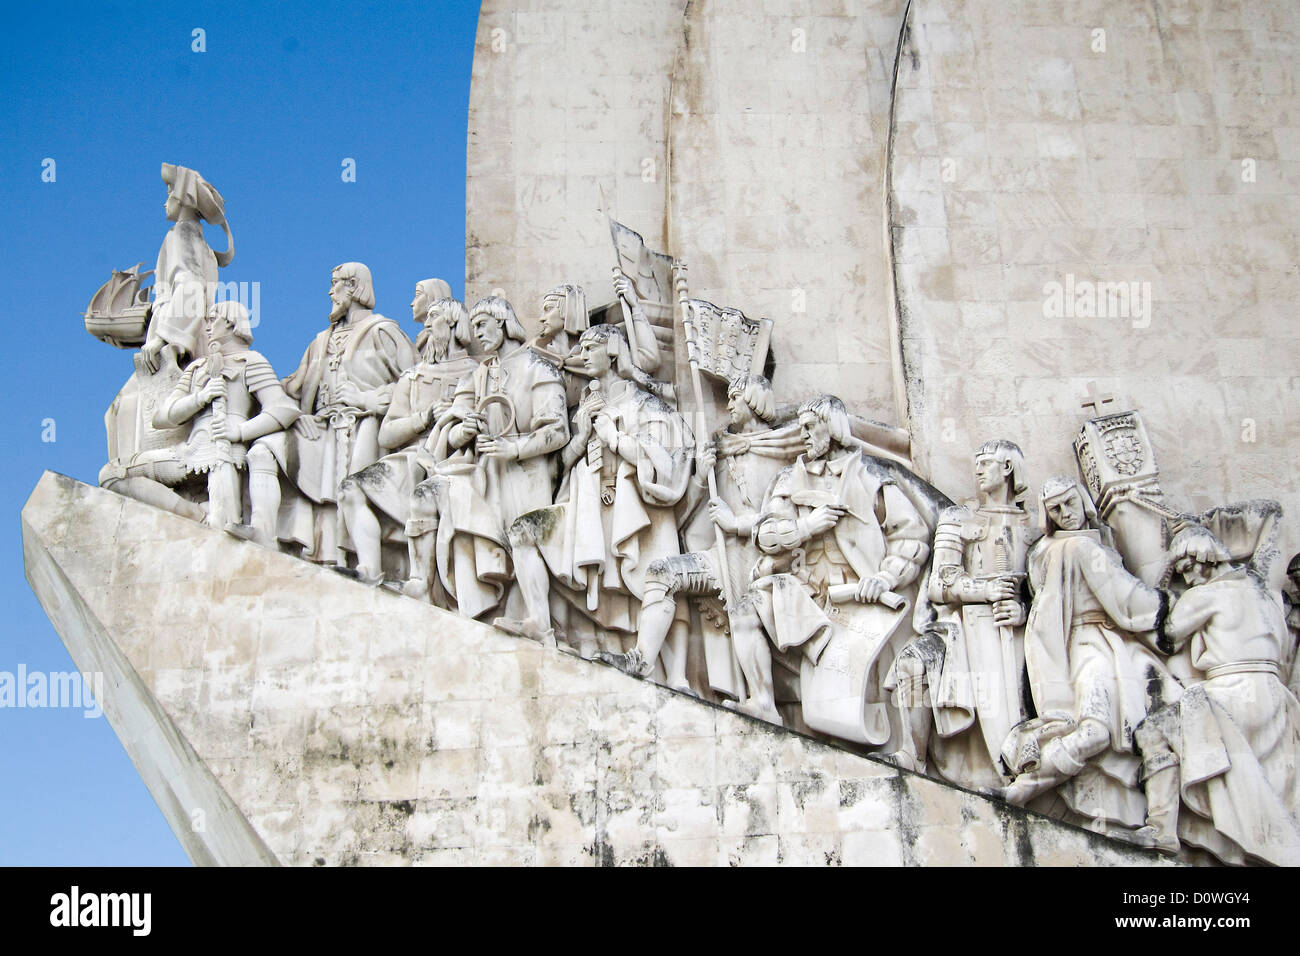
[0,0,482,865]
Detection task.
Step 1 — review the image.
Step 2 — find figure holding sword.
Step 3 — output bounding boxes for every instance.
[882,440,1038,790]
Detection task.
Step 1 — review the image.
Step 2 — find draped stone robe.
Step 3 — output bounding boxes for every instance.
[1019,529,1180,828]
[262,312,416,558]
[527,378,693,634]
[423,344,567,619]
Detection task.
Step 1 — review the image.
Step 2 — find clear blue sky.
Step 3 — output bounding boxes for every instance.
[0,0,482,865]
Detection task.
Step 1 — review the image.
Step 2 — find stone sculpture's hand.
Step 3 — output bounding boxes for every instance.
[140,338,164,375]
[196,377,224,407]
[593,410,619,449]
[612,270,634,303]
[806,503,847,536]
[855,574,892,604]
[709,497,739,535]
[211,415,243,444]
[697,440,717,475]
[993,599,1025,627]
[294,415,322,440]
[985,575,1019,603]
[476,435,519,460]
[332,381,367,411]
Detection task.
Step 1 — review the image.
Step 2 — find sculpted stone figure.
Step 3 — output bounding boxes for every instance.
[1132,528,1300,863]
[140,163,236,372]
[600,375,798,694]
[882,441,1038,789]
[103,301,298,527]
[337,296,478,584]
[1002,476,1182,840]
[727,395,931,745]
[233,263,417,563]
[402,297,568,616]
[498,324,693,652]
[527,283,588,367]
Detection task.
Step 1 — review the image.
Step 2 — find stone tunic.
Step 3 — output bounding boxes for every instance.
[421,344,567,619]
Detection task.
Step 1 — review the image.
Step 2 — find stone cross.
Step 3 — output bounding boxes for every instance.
[1080,381,1116,417]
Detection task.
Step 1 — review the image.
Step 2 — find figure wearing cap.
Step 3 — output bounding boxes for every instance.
[233,262,417,564]
[140,163,236,372]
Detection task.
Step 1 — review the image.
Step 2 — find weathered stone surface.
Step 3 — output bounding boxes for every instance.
[23,471,1180,865]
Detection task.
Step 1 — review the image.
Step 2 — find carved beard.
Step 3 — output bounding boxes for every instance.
[422,321,452,363]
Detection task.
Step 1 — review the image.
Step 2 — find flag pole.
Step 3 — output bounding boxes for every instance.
[674,260,734,607]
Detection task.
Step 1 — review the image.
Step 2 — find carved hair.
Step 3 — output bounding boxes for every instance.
[975,438,1028,503]
[798,394,853,446]
[415,278,453,313]
[424,297,472,350]
[332,262,376,309]
[209,300,252,345]
[727,374,777,424]
[544,283,588,335]
[470,295,527,343]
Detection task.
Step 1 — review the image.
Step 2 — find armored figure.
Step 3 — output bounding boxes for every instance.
[883,440,1038,790]
[104,301,298,528]
[403,297,568,616]
[600,375,799,696]
[234,262,417,563]
[337,295,478,584]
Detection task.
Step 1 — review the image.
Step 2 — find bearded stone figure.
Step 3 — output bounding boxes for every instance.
[231,262,417,564]
[338,294,478,585]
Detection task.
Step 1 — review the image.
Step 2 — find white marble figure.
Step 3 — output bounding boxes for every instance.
[337,295,478,585]
[140,163,236,372]
[496,324,693,651]
[1132,527,1300,863]
[726,395,931,746]
[232,263,417,563]
[102,302,298,528]
[598,375,799,695]
[1002,476,1183,841]
[882,440,1038,790]
[403,296,569,616]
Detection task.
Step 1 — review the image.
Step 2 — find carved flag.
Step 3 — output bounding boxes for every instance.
[682,298,773,384]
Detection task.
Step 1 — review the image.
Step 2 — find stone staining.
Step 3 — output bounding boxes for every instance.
[76,166,1300,867]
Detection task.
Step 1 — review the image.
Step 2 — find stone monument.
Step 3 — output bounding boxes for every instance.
[24,0,1300,866]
